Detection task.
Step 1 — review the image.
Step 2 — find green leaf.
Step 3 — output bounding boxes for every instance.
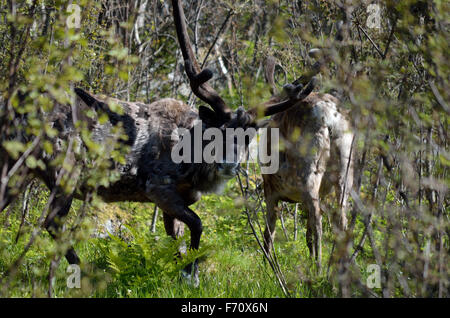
[25,156,37,169]
[2,141,26,159]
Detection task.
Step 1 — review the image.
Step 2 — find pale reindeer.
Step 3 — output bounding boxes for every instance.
[0,0,317,285]
[262,48,355,268]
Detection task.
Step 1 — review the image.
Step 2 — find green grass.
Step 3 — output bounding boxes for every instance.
[0,181,374,298]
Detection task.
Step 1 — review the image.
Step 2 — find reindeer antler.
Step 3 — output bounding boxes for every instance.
[259,20,347,116]
[293,20,345,87]
[173,0,316,121]
[256,55,317,117]
[264,55,278,95]
[172,0,231,120]
[260,77,317,116]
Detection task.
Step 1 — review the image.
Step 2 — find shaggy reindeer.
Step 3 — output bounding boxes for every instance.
[262,51,355,268]
[0,0,317,285]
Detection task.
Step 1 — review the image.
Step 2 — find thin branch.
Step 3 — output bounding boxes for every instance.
[0,134,41,202]
[236,172,291,297]
[355,22,384,58]
[382,17,397,59]
[200,9,234,69]
[429,80,449,114]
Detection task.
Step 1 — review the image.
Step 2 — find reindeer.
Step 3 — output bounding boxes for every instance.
[261,49,355,268]
[0,0,317,285]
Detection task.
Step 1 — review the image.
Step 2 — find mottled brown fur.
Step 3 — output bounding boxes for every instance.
[262,92,354,267]
[1,90,240,271]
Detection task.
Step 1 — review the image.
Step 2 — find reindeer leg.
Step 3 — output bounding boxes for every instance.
[44,190,79,265]
[332,133,354,294]
[163,211,186,254]
[176,207,202,286]
[335,179,350,235]
[303,126,330,269]
[334,133,354,235]
[168,206,202,287]
[148,187,202,286]
[304,192,323,269]
[263,196,279,255]
[163,212,185,238]
[305,201,314,259]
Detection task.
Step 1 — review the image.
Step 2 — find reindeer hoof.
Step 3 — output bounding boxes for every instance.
[181,269,200,288]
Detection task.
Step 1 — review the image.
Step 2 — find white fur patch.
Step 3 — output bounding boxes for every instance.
[312,101,340,127]
[312,101,352,137]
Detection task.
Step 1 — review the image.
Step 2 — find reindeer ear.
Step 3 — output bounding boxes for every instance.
[236,107,254,127]
[255,118,270,129]
[198,105,223,127]
[74,88,105,110]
